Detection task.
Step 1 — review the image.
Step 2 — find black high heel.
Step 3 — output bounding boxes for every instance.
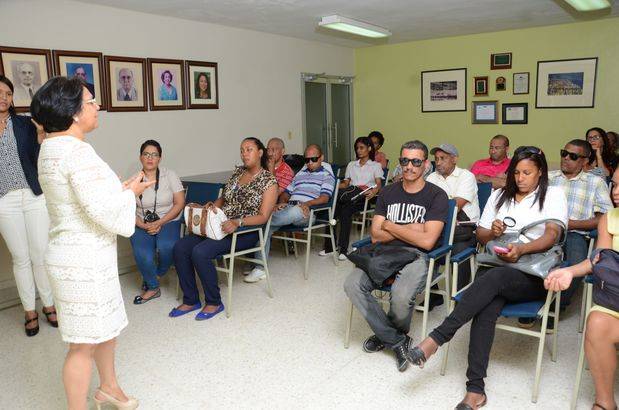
[24,314,39,337]
[42,307,58,327]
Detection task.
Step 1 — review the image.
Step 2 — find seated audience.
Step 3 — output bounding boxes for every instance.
[344,140,448,371]
[369,130,388,169]
[585,127,618,177]
[548,139,612,308]
[470,134,510,189]
[244,144,335,283]
[426,143,480,293]
[321,136,383,259]
[607,131,618,155]
[267,137,294,194]
[408,146,567,409]
[130,140,185,304]
[171,137,278,320]
[545,167,619,410]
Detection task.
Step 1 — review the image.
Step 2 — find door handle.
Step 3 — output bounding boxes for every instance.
[333,122,339,148]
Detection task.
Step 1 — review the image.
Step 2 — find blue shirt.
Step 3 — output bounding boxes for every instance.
[285,165,335,202]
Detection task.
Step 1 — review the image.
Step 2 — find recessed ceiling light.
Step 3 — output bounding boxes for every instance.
[564,0,611,11]
[319,15,391,38]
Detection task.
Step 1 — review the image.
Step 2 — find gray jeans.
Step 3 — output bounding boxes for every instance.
[343,253,429,349]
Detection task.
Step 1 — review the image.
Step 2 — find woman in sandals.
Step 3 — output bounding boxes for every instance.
[0,74,56,336]
[545,167,619,410]
[407,147,568,409]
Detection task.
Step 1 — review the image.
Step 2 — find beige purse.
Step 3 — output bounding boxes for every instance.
[184,203,229,240]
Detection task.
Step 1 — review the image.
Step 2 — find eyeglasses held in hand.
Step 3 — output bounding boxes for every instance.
[304,156,320,163]
[141,152,160,159]
[398,157,424,167]
[503,216,517,228]
[560,149,586,161]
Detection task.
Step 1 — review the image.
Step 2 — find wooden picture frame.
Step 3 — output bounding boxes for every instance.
[185,60,219,109]
[53,49,107,110]
[535,57,598,109]
[502,103,528,124]
[491,52,512,70]
[472,100,498,124]
[104,55,147,112]
[147,58,186,111]
[474,76,488,96]
[496,76,506,91]
[421,68,467,112]
[0,46,53,113]
[513,72,530,95]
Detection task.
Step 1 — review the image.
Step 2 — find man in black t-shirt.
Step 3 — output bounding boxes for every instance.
[344,140,449,372]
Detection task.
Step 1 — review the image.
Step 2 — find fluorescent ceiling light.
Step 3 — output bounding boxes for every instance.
[319,15,391,38]
[564,0,611,11]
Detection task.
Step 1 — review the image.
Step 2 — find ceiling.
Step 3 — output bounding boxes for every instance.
[76,0,619,47]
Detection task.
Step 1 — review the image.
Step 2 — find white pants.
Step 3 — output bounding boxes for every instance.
[0,188,53,311]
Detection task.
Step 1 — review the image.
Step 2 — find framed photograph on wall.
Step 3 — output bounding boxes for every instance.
[53,50,106,110]
[104,55,147,112]
[421,68,467,112]
[496,76,506,91]
[0,46,52,112]
[502,103,528,124]
[147,58,185,111]
[536,57,597,108]
[491,52,512,70]
[474,76,488,96]
[185,60,219,109]
[513,72,529,95]
[472,100,498,124]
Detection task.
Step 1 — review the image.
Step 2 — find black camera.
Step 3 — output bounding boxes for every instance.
[143,210,160,223]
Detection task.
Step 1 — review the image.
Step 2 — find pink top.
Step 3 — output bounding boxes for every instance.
[374,151,388,169]
[470,157,510,177]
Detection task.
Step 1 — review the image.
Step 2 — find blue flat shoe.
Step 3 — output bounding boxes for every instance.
[168,303,201,318]
[195,304,225,321]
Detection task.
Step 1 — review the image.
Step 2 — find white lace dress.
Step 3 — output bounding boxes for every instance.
[38,136,135,344]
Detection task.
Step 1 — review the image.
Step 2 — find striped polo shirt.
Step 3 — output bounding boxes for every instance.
[285,165,336,202]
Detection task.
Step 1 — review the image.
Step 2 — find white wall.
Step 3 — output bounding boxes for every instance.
[0,0,354,302]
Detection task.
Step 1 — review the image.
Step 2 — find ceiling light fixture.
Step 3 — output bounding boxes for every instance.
[319,15,391,38]
[564,0,611,11]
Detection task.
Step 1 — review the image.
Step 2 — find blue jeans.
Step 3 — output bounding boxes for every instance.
[130,219,181,290]
[562,231,588,306]
[265,204,311,256]
[173,232,259,306]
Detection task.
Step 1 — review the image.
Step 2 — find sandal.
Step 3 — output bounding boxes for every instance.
[42,307,58,328]
[24,313,39,337]
[593,403,617,410]
[455,394,487,410]
[133,288,161,305]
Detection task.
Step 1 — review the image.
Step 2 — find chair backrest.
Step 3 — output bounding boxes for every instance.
[381,167,389,181]
[477,182,492,213]
[185,182,223,205]
[440,199,458,248]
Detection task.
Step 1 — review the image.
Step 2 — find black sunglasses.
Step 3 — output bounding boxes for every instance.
[398,157,424,167]
[560,149,586,161]
[304,156,320,163]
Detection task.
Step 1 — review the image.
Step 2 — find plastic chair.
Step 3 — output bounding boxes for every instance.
[477,182,492,213]
[571,275,595,409]
[344,199,457,347]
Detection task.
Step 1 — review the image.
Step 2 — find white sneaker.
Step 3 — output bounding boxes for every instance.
[338,253,348,261]
[318,250,333,256]
[242,264,253,276]
[244,267,266,283]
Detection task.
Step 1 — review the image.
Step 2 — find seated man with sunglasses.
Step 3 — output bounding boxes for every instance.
[244,144,336,283]
[344,140,448,371]
[547,139,612,308]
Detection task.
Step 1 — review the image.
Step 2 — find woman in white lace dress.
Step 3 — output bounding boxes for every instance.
[32,77,153,410]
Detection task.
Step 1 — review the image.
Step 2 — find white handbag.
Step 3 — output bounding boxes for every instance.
[184,204,229,240]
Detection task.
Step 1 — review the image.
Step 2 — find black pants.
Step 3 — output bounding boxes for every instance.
[428,266,547,394]
[324,199,365,253]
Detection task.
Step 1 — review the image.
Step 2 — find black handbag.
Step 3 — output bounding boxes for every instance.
[590,248,619,312]
[347,243,421,287]
[337,185,365,205]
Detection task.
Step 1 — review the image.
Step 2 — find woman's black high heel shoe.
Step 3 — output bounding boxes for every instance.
[42,307,58,327]
[24,313,39,337]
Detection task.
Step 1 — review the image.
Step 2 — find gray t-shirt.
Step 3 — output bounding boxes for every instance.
[136,166,184,221]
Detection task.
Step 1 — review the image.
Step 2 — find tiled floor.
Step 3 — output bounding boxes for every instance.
[0,247,614,409]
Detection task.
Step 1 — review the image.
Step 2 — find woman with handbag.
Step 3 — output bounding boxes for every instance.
[170,137,278,320]
[406,146,568,409]
[320,136,383,260]
[545,167,619,410]
[130,139,185,305]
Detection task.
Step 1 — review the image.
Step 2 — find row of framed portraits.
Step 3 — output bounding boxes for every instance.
[421,57,598,113]
[0,45,219,113]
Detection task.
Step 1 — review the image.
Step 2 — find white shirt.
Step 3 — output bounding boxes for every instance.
[426,166,480,222]
[344,159,384,187]
[478,185,568,242]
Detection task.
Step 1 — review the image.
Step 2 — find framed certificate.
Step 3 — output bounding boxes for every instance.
[472,100,498,124]
[513,72,529,95]
[502,103,528,124]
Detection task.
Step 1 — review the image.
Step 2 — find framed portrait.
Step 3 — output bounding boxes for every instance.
[104,55,147,112]
[0,46,52,112]
[513,72,529,95]
[53,50,106,110]
[496,76,506,91]
[502,103,528,125]
[185,60,219,109]
[535,57,597,109]
[421,68,467,112]
[147,58,185,111]
[491,52,512,70]
[474,76,488,96]
[472,100,498,124]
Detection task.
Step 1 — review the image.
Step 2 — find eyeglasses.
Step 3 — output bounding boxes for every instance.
[83,98,97,106]
[398,157,424,167]
[141,152,160,159]
[560,149,586,161]
[304,156,320,163]
[587,135,601,141]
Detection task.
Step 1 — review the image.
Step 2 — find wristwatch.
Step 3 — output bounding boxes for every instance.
[238,217,243,227]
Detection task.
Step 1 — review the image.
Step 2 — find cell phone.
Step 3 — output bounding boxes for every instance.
[493,246,510,254]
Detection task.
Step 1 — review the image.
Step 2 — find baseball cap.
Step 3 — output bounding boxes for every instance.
[430,143,459,156]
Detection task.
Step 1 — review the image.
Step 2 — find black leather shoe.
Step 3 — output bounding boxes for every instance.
[25,314,39,337]
[363,335,385,353]
[133,288,161,305]
[394,343,409,372]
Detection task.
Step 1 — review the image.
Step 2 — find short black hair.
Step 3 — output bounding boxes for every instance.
[30,76,84,133]
[354,136,375,161]
[368,131,384,146]
[0,74,16,115]
[492,134,509,147]
[566,139,592,159]
[140,139,162,156]
[160,70,173,83]
[400,140,428,159]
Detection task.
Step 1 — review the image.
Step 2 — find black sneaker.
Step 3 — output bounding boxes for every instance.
[518,317,536,328]
[363,335,385,353]
[419,294,444,312]
[394,343,409,372]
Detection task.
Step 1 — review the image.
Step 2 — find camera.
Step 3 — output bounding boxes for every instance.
[143,210,160,223]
